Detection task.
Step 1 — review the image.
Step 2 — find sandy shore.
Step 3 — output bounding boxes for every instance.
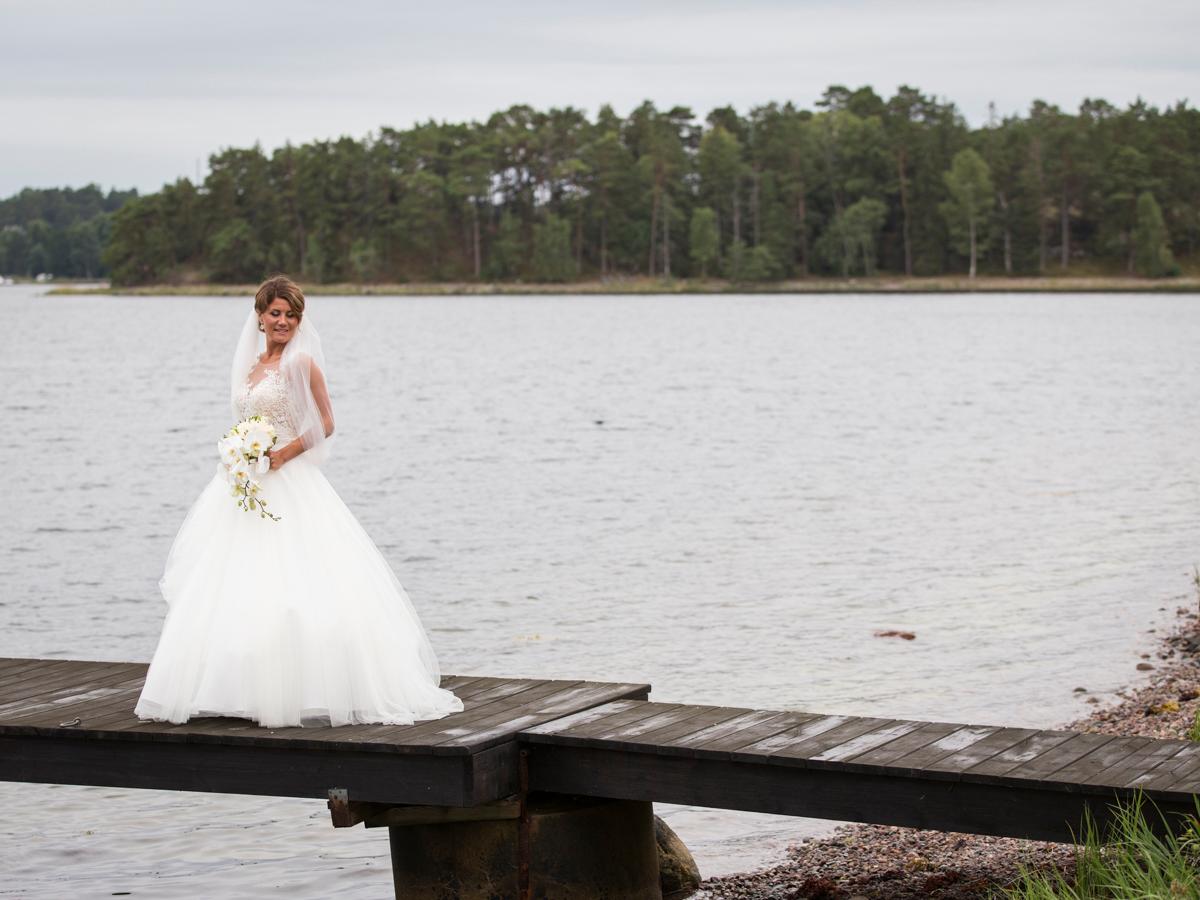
[694,599,1200,899]
[42,274,1200,296]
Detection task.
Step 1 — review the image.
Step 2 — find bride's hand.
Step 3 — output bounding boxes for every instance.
[268,442,300,469]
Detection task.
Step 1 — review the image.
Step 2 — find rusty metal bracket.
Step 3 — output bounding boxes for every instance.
[327,788,400,829]
[327,788,363,828]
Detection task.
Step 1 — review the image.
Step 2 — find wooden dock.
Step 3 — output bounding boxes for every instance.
[4,656,1200,897]
[0,657,649,806]
[520,699,1200,843]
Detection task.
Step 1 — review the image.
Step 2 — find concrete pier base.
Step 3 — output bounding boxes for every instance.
[385,794,661,899]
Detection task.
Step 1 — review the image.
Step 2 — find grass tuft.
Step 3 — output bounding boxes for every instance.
[1186,711,1200,743]
[997,794,1200,898]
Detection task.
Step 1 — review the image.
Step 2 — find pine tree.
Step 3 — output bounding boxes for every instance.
[532,214,574,282]
[688,207,718,277]
[1133,192,1176,278]
[940,149,994,278]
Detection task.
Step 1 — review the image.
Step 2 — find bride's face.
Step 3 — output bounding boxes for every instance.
[260,299,300,348]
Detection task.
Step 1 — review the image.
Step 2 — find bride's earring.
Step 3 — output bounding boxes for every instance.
[258,320,264,332]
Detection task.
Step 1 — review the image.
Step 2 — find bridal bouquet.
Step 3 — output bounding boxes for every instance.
[218,415,282,522]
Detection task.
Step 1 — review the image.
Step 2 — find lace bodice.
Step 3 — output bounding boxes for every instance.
[236,368,299,443]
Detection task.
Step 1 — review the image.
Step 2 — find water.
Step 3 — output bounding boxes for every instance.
[1,284,1198,895]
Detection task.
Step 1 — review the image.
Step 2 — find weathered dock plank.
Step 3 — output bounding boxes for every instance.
[0,657,650,807]
[520,700,1200,842]
[846,720,963,770]
[8,658,1200,849]
[658,708,795,755]
[922,727,1040,774]
[691,711,814,756]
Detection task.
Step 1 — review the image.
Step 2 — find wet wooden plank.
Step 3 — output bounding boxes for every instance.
[0,657,81,680]
[1133,745,1200,792]
[0,668,138,717]
[762,718,899,764]
[0,660,122,701]
[888,726,1001,771]
[734,715,856,758]
[659,708,794,755]
[556,705,715,748]
[594,706,731,752]
[529,700,674,743]
[1092,739,1195,789]
[693,711,815,756]
[923,728,1041,774]
[1,671,148,724]
[437,675,488,696]
[647,708,763,756]
[588,704,720,749]
[1002,733,1118,784]
[286,674,511,741]
[0,658,41,676]
[533,682,648,718]
[0,662,135,710]
[841,720,964,769]
[1170,765,1200,794]
[425,682,588,745]
[351,679,574,746]
[443,678,537,705]
[0,659,77,693]
[439,684,653,752]
[24,680,149,730]
[811,720,927,764]
[10,664,147,711]
[523,703,816,759]
[520,700,643,738]
[1050,736,1160,787]
[422,680,649,753]
[519,701,675,752]
[965,730,1078,779]
[6,696,308,747]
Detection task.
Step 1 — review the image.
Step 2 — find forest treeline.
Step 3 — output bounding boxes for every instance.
[0,185,137,278]
[2,86,1197,284]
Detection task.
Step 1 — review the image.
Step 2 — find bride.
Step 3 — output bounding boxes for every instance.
[135,275,463,728]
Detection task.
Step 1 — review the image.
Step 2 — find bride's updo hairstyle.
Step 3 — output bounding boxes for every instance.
[254,275,306,319]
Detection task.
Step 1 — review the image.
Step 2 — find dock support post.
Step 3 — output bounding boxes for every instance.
[382,794,661,899]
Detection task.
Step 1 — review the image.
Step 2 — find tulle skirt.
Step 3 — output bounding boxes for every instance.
[135,456,464,728]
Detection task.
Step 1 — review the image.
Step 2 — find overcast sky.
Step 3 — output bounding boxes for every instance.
[3,0,1197,197]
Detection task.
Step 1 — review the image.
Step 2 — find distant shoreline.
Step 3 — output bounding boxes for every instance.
[42,275,1200,297]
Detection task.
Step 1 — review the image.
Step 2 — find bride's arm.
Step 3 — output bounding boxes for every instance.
[309,360,335,438]
[269,360,335,467]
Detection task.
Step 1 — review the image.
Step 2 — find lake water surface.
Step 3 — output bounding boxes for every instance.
[1,285,1198,896]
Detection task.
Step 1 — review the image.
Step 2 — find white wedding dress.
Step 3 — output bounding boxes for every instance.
[135,363,463,728]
